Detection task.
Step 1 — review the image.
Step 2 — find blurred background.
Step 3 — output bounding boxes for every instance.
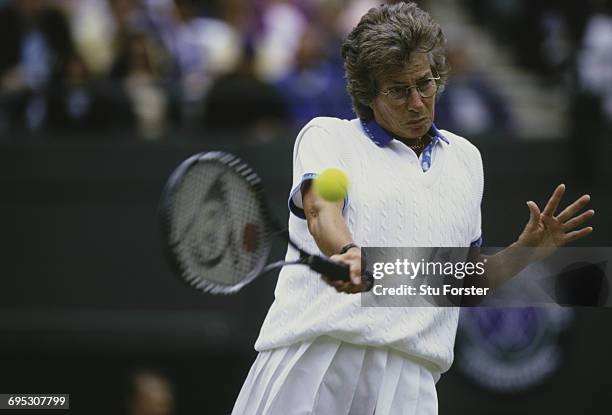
[2,0,611,413]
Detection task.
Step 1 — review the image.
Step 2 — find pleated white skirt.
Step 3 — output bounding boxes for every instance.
[231,336,439,415]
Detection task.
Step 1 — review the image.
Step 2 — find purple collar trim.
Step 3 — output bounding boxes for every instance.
[360,118,449,147]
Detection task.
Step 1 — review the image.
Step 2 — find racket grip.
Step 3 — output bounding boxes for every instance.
[306,255,350,281]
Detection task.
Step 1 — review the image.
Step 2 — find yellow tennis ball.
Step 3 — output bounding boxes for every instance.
[313,168,349,202]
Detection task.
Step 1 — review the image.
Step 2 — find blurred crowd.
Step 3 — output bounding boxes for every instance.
[0,0,364,139]
[467,0,612,133]
[0,0,611,140]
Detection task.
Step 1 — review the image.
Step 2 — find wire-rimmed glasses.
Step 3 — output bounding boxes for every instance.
[379,76,440,103]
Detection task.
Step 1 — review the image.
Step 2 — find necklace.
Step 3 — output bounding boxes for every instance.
[387,131,427,152]
[407,137,425,152]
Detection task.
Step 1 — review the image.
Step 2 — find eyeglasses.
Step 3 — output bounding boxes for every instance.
[379,76,440,103]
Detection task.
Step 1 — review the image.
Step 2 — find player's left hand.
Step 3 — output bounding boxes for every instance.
[516,184,594,260]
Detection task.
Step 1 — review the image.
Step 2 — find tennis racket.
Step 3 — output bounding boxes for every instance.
[159,151,368,294]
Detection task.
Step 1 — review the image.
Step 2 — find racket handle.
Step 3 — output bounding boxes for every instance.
[306,255,351,281]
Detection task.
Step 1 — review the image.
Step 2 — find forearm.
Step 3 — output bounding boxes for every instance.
[306,202,353,256]
[478,242,533,290]
[303,183,353,256]
[302,182,365,292]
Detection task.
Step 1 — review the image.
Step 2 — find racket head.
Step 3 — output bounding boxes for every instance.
[159,151,275,294]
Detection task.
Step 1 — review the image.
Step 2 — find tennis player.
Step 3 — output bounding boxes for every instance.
[232,3,594,414]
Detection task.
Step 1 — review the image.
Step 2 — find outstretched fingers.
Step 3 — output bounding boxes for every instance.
[563,209,595,231]
[542,184,566,217]
[564,226,594,243]
[526,200,541,226]
[556,194,591,223]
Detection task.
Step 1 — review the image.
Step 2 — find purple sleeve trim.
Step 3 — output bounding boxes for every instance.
[288,173,348,219]
[470,236,483,247]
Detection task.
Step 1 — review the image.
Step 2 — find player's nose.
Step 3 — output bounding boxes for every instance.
[406,88,424,111]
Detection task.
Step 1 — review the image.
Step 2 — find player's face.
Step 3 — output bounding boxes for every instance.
[370,53,436,140]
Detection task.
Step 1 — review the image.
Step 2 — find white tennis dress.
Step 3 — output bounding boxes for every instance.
[232,117,484,415]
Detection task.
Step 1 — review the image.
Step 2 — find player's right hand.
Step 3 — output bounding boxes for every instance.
[323,247,370,294]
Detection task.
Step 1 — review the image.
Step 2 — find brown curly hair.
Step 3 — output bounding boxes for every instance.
[342,2,449,120]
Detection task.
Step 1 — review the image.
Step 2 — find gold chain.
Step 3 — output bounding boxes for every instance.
[407,137,425,152]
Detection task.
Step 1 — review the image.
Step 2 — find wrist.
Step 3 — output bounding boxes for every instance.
[511,239,528,249]
[339,243,359,255]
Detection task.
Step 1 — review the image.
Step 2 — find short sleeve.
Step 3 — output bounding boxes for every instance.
[288,121,349,219]
[470,146,484,247]
[470,211,482,247]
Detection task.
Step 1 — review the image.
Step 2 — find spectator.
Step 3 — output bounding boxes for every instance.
[0,0,75,132]
[202,40,288,135]
[275,25,354,127]
[149,0,241,108]
[126,369,175,415]
[44,53,133,136]
[111,31,171,139]
[255,0,308,82]
[0,0,74,91]
[435,44,514,138]
[569,4,612,184]
[576,8,612,127]
[67,0,153,77]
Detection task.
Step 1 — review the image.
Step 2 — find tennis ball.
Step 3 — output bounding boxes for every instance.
[313,168,349,202]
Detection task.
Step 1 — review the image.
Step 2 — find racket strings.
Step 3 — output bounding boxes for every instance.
[169,160,272,292]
